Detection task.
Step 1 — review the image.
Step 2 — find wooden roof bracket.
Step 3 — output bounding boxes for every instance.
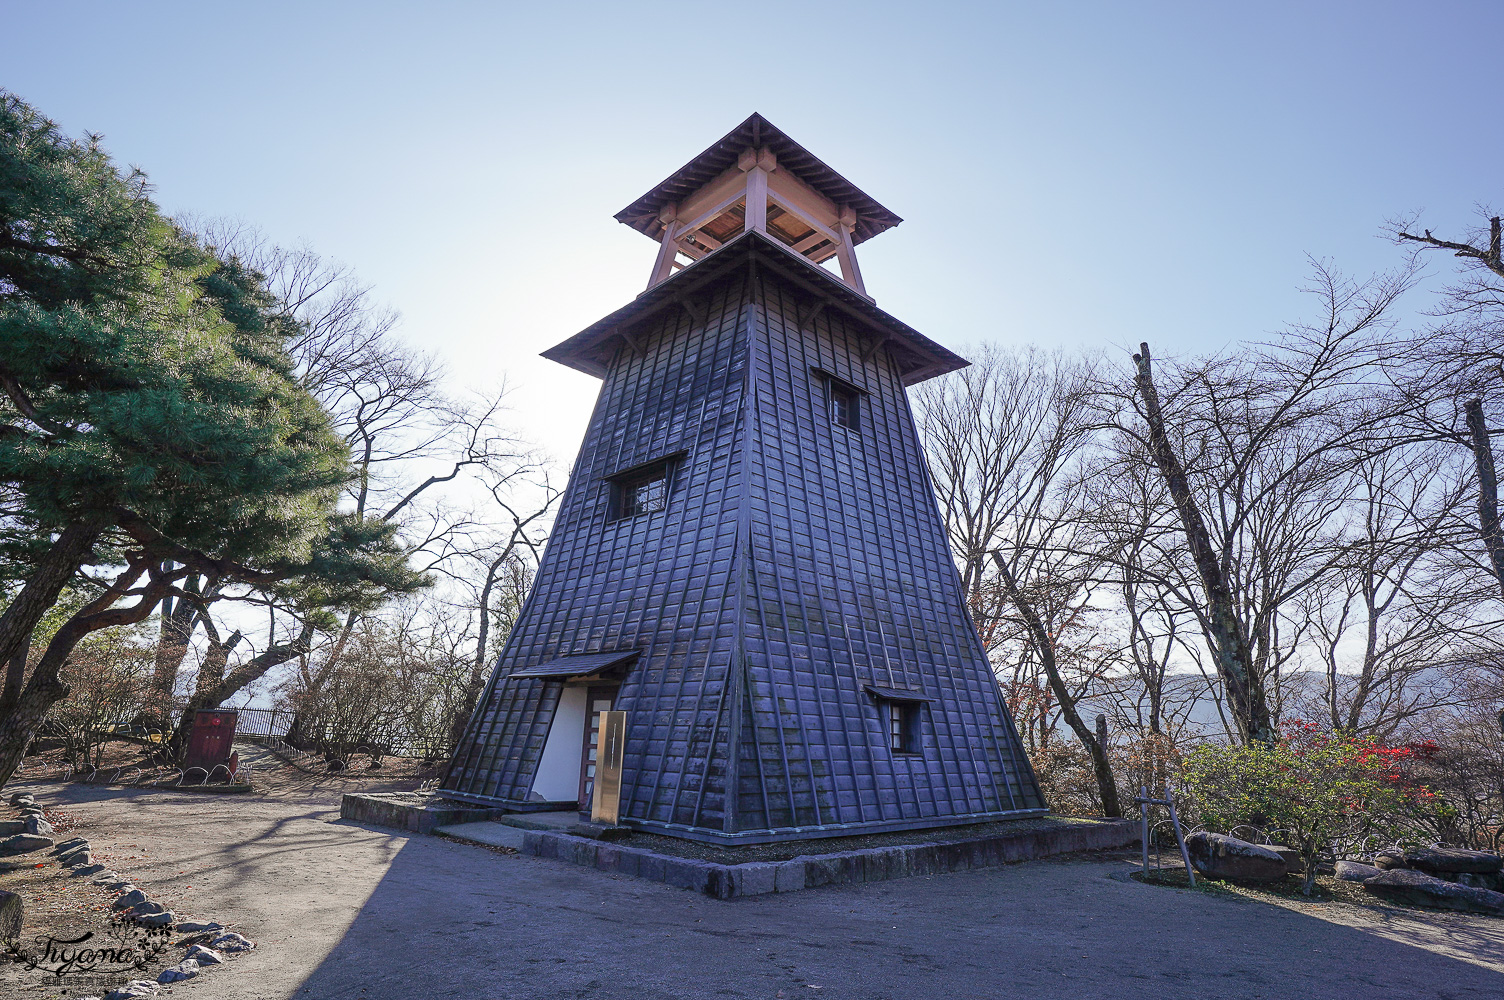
[676,296,707,327]
[860,332,890,363]
[795,297,830,331]
[616,327,646,357]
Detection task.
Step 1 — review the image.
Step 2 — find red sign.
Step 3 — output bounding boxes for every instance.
[183,710,239,777]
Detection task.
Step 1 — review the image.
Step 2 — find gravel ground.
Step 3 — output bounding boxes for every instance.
[3,771,1504,1000]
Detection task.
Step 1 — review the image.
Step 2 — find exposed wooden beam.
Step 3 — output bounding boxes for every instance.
[618,328,646,356]
[768,191,842,247]
[796,298,829,330]
[791,232,829,255]
[834,206,866,296]
[677,296,707,327]
[740,147,773,236]
[647,206,681,288]
[685,230,723,251]
[766,163,842,232]
[674,164,746,230]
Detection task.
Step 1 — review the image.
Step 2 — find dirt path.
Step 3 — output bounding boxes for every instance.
[6,775,1504,1000]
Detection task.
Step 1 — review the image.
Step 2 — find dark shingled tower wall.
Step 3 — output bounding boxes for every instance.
[445,243,1045,843]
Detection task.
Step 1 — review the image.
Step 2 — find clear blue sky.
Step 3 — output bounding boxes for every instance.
[6,2,1498,462]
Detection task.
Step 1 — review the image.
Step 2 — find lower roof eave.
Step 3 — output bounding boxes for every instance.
[541,229,969,387]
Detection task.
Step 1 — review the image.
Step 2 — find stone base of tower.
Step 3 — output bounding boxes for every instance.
[437,786,1049,846]
[500,814,1136,898]
[619,806,1053,846]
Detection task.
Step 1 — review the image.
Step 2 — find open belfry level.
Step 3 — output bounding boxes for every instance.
[444,114,1046,843]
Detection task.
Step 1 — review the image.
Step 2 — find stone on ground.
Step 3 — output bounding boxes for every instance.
[1363,868,1504,915]
[1265,844,1303,872]
[72,863,107,877]
[90,871,121,884]
[184,944,224,964]
[176,919,223,933]
[105,980,161,998]
[1405,847,1503,875]
[1185,832,1289,882]
[0,887,22,939]
[1373,849,1408,870]
[210,931,255,952]
[1335,860,1383,882]
[23,815,53,836]
[156,959,200,983]
[112,888,148,910]
[8,792,35,807]
[127,901,169,917]
[0,820,23,835]
[0,833,53,857]
[51,837,87,854]
[134,910,176,928]
[62,850,93,867]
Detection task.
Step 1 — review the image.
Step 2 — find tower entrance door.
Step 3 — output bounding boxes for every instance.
[578,685,618,813]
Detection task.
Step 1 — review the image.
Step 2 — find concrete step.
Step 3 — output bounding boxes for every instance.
[433,821,527,850]
[489,810,578,832]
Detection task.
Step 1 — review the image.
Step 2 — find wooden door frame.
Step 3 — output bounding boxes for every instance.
[577,684,619,811]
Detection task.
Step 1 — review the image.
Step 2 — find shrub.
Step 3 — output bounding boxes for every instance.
[1182,721,1434,894]
[1029,741,1104,815]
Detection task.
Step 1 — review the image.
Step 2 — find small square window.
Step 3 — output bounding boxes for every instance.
[829,381,860,430]
[610,460,672,520]
[887,701,921,754]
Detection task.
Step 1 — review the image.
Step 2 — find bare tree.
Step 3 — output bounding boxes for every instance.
[1394,213,1504,600]
[157,222,557,753]
[1103,262,1415,743]
[916,346,1121,815]
[1300,445,1495,735]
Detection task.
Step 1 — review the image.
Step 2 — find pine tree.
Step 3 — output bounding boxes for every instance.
[0,91,421,784]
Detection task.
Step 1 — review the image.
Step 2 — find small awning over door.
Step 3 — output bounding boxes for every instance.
[505,649,639,681]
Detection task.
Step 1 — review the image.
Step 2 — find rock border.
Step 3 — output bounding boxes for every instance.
[0,787,257,1000]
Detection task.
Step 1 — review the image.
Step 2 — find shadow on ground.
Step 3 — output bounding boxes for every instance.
[17,779,1504,1000]
[289,831,1504,1000]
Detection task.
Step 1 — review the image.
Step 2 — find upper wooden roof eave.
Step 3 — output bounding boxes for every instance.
[540,229,968,387]
[613,113,903,246]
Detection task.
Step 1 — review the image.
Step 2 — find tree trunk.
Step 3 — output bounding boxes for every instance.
[0,675,67,783]
[1132,343,1274,744]
[168,623,314,756]
[449,551,509,752]
[0,633,31,719]
[0,515,108,669]
[285,613,355,749]
[148,570,202,723]
[1465,399,1504,601]
[0,561,166,788]
[990,552,1122,817]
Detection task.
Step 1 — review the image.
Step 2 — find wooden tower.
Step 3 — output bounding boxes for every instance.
[445,114,1046,843]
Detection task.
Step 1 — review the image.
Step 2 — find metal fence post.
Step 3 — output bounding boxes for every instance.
[1166,785,1195,887]
[1140,784,1150,876]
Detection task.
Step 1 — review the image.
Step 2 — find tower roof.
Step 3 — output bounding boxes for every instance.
[542,229,968,386]
[615,114,902,246]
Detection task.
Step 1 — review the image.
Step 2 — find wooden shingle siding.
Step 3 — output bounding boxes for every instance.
[445,248,1044,842]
